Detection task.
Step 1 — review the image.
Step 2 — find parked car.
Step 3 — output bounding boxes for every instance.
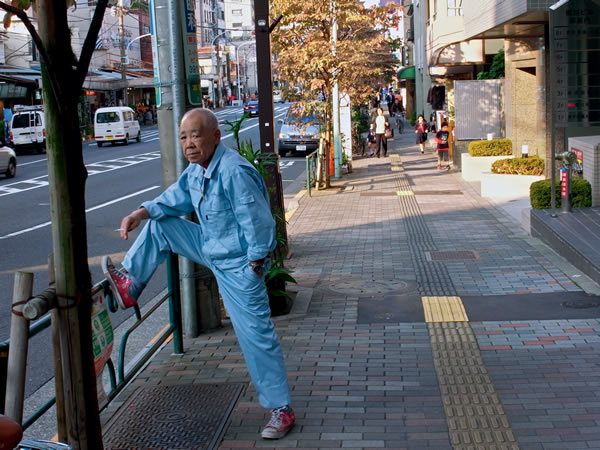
[9,105,46,154]
[0,141,17,178]
[277,105,322,157]
[94,106,141,147]
[243,100,259,117]
[273,90,284,103]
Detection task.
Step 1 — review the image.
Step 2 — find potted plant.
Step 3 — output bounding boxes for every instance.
[224,116,297,315]
[461,138,513,181]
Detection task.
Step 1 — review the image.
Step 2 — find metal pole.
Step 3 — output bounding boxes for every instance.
[4,272,32,424]
[118,3,127,106]
[548,8,557,214]
[168,0,198,337]
[235,42,253,102]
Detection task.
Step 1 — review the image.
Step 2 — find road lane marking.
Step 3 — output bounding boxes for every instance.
[0,186,160,240]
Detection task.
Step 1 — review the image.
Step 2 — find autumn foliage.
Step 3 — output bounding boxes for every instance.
[271,0,399,106]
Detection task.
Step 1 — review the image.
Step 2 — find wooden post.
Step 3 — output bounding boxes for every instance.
[4,271,33,423]
[47,256,67,442]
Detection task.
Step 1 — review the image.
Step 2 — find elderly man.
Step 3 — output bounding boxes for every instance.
[102,108,294,439]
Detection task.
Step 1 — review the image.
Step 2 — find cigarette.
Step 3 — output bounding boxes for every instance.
[114,228,124,232]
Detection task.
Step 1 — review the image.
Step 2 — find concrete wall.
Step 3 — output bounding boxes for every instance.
[504,39,546,157]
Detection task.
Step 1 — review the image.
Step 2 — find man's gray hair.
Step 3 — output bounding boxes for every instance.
[182,108,219,130]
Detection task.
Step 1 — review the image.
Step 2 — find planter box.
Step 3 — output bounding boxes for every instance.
[461,153,513,182]
[481,172,545,199]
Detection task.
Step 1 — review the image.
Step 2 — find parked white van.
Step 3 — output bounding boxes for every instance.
[9,105,46,154]
[94,106,141,147]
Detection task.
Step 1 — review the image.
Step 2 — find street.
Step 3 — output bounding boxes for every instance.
[0,103,304,396]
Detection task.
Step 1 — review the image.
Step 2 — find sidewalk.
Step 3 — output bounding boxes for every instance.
[101,128,600,450]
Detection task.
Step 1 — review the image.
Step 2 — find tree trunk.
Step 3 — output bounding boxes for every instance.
[37,1,103,447]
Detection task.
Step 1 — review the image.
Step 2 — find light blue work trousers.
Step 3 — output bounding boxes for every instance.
[122,217,291,409]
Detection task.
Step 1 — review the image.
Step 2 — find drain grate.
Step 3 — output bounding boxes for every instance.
[562,301,600,309]
[427,250,478,261]
[103,383,244,450]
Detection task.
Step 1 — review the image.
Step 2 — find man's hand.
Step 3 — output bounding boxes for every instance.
[119,208,149,240]
[250,258,266,277]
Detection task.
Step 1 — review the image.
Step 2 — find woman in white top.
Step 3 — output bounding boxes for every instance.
[371,107,388,158]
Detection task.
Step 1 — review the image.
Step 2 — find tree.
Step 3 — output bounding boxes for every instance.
[0,1,109,447]
[477,48,505,80]
[270,0,398,107]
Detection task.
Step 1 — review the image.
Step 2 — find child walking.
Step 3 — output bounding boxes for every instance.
[435,122,451,170]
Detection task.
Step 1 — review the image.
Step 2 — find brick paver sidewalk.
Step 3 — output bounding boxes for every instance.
[102,127,600,450]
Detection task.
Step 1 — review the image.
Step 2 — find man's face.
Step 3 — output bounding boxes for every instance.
[179,111,221,167]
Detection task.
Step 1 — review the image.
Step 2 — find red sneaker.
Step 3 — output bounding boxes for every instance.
[261,406,295,439]
[101,256,140,309]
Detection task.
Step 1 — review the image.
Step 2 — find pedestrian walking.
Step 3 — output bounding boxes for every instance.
[371,107,388,158]
[101,108,295,440]
[366,128,377,157]
[435,121,451,170]
[415,114,428,154]
[385,91,394,117]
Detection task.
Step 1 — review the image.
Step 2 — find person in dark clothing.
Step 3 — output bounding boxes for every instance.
[386,92,394,117]
[415,114,428,154]
[435,121,451,170]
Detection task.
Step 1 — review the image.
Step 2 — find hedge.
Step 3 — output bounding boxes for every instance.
[468,138,513,156]
[491,156,544,176]
[530,177,592,209]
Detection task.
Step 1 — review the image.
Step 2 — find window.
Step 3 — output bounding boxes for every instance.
[447,0,462,16]
[232,22,243,28]
[232,9,243,15]
[97,112,120,124]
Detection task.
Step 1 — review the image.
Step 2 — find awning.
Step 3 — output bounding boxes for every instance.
[397,66,415,79]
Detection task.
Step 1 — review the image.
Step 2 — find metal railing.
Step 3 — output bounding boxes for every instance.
[305,149,318,197]
[0,254,183,431]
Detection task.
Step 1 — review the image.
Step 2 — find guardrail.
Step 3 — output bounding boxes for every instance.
[0,254,183,433]
[305,149,318,197]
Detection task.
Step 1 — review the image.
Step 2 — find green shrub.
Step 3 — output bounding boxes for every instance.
[491,156,544,175]
[468,138,512,156]
[530,177,592,209]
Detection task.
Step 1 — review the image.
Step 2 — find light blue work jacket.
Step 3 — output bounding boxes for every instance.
[141,143,276,270]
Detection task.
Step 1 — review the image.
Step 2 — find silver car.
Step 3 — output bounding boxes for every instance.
[0,142,17,178]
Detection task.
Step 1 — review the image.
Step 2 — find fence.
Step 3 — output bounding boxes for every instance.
[0,254,183,434]
[305,149,318,197]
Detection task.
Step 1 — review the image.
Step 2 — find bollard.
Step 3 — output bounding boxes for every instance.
[555,151,576,213]
[5,272,33,423]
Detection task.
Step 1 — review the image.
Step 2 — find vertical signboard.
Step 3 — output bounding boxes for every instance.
[149,0,161,107]
[182,0,202,105]
[551,0,600,127]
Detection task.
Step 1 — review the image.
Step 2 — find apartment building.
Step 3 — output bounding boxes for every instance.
[408,0,600,168]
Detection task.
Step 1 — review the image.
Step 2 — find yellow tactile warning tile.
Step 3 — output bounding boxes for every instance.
[396,190,414,196]
[422,296,469,322]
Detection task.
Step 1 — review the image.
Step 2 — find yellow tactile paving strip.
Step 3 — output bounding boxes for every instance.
[422,296,469,322]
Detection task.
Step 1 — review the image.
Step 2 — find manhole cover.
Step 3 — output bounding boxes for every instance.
[426,250,478,261]
[325,279,419,296]
[562,301,600,309]
[103,383,244,450]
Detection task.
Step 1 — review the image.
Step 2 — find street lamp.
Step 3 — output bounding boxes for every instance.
[211,30,229,107]
[234,41,254,103]
[125,33,151,65]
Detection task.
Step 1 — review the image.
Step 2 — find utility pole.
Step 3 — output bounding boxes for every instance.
[117,0,127,105]
[254,0,288,253]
